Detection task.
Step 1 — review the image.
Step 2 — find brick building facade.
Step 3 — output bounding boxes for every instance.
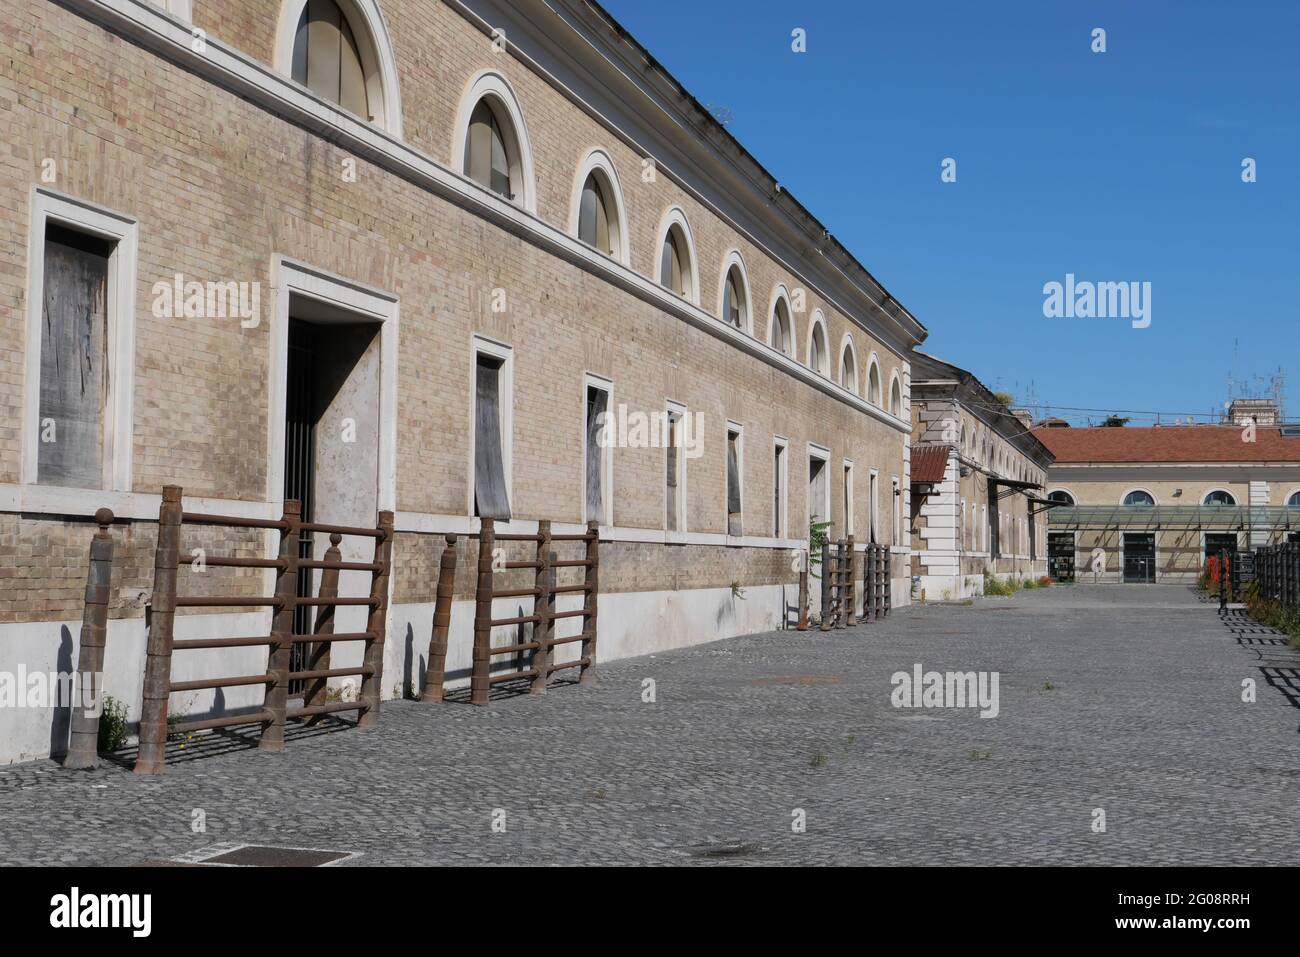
[0,0,926,762]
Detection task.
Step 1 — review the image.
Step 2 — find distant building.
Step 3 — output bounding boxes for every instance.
[909,351,1055,600]
[1034,423,1300,583]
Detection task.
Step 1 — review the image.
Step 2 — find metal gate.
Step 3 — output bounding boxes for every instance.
[285,319,316,693]
[1123,533,1156,583]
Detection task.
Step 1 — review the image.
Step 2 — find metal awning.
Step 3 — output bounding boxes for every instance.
[1048,505,1300,531]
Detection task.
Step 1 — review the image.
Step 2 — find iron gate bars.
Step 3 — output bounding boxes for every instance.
[133,486,393,774]
[422,517,600,705]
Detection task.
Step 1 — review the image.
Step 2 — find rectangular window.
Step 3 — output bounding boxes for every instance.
[584,378,611,525]
[808,448,829,535]
[25,190,138,493]
[892,477,901,546]
[472,348,511,520]
[773,438,788,538]
[869,470,879,545]
[842,461,855,538]
[38,224,113,488]
[726,425,742,537]
[665,404,686,533]
[988,485,1000,557]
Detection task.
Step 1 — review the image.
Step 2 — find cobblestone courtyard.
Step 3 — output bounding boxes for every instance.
[2,585,1297,866]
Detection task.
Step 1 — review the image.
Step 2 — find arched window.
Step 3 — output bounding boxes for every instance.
[571,150,628,264]
[466,100,515,199]
[660,226,689,297]
[890,374,902,417]
[771,295,793,356]
[454,72,534,209]
[722,266,747,330]
[1048,490,1075,505]
[839,338,858,392]
[293,0,368,117]
[1289,491,1300,507]
[867,358,882,406]
[1203,489,1236,506]
[809,320,828,376]
[1123,489,1155,507]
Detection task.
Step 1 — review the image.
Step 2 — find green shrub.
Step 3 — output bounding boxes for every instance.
[98,694,129,754]
[983,573,1019,597]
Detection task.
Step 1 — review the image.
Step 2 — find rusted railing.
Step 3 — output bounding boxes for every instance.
[423,517,599,705]
[862,543,890,621]
[133,485,393,774]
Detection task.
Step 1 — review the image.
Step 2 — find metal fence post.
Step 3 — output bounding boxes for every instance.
[819,538,833,631]
[135,487,182,775]
[65,508,115,770]
[797,549,809,631]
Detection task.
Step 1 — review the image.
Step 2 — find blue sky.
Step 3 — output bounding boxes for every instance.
[601,0,1300,425]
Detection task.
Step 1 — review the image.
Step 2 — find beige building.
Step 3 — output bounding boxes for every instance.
[909,351,1054,600]
[0,0,927,762]
[1035,414,1300,584]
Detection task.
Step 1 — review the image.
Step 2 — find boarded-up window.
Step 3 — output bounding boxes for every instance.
[585,384,608,521]
[474,355,511,520]
[869,472,878,544]
[578,174,612,254]
[39,224,112,488]
[773,443,785,536]
[726,429,741,536]
[292,0,370,120]
[665,410,682,531]
[466,100,513,199]
[843,465,853,537]
[988,483,1000,557]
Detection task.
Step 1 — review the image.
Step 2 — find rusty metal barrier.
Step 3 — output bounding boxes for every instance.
[861,543,890,621]
[133,485,393,774]
[423,517,599,705]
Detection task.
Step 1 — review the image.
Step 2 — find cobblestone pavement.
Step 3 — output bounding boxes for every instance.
[2,585,1298,866]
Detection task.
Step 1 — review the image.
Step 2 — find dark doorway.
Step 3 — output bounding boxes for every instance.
[282,315,381,694]
[1123,533,1156,583]
[1048,532,1075,582]
[1204,532,1239,566]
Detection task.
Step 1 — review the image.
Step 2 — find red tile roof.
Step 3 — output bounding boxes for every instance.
[911,445,952,483]
[1032,425,1300,464]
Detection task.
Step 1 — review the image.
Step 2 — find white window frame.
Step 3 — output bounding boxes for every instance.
[267,256,400,512]
[892,476,901,546]
[23,187,139,492]
[842,459,855,538]
[807,443,831,535]
[664,399,688,539]
[869,468,879,544]
[653,207,700,306]
[725,420,744,540]
[772,435,789,538]
[716,251,753,335]
[450,70,537,213]
[159,0,192,18]
[569,149,630,267]
[582,372,614,526]
[767,285,796,358]
[468,334,515,518]
[273,0,404,136]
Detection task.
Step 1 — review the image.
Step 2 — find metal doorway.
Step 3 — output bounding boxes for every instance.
[1048,532,1075,582]
[284,319,317,693]
[1123,533,1156,583]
